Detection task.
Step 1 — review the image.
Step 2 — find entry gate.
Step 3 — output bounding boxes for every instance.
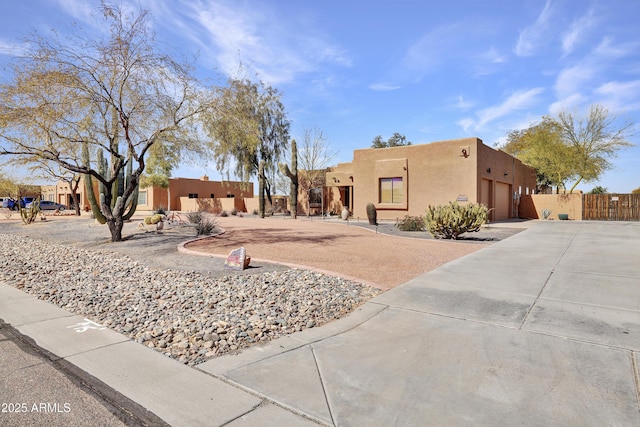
[582,194,640,221]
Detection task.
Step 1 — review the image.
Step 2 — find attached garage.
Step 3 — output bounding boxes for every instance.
[494,182,511,220]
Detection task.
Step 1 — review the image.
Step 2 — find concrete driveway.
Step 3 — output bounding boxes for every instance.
[199,220,640,425]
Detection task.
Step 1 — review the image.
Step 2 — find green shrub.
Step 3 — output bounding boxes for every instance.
[220,210,228,217]
[252,208,259,215]
[366,203,377,225]
[153,206,166,215]
[425,202,488,239]
[396,215,426,232]
[231,207,238,215]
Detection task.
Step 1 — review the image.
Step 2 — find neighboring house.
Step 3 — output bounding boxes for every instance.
[141,176,253,213]
[323,137,537,221]
[42,175,254,213]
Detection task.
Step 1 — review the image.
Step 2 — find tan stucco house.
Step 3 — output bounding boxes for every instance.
[42,175,253,213]
[324,137,537,221]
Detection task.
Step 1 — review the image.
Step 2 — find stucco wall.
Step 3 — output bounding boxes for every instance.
[327,137,537,221]
[179,197,243,213]
[520,193,583,220]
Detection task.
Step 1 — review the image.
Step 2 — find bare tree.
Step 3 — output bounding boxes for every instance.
[0,4,214,241]
[297,128,336,216]
[29,159,82,215]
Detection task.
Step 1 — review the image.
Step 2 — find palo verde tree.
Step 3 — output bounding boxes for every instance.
[556,104,634,193]
[502,116,577,193]
[206,78,290,203]
[0,4,213,241]
[503,105,634,193]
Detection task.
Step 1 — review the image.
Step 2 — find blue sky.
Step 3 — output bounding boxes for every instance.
[1,0,639,192]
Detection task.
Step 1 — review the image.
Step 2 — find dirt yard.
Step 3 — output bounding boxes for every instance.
[184,216,493,290]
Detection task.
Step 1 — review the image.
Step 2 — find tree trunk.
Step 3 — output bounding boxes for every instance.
[106,217,124,242]
[72,192,81,215]
[568,177,582,194]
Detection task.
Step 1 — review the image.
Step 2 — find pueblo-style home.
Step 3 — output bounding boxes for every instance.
[324,137,537,221]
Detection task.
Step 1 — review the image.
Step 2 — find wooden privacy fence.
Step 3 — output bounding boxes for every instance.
[582,194,640,221]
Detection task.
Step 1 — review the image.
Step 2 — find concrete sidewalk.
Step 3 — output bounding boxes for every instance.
[1,221,639,426]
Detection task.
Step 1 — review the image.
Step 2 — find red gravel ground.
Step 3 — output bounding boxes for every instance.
[184,216,489,290]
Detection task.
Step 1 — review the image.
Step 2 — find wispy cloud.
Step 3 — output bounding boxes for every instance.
[165,0,350,85]
[552,35,639,109]
[594,80,640,112]
[482,47,507,64]
[52,0,96,23]
[448,95,475,112]
[0,39,27,56]
[369,83,401,91]
[593,36,640,59]
[514,0,554,57]
[472,47,508,76]
[554,64,597,98]
[403,22,466,73]
[549,93,587,114]
[561,8,596,56]
[458,88,544,132]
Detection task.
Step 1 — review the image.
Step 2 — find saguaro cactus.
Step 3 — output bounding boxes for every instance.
[20,198,40,224]
[82,142,139,223]
[278,139,298,219]
[258,160,266,218]
[366,202,377,225]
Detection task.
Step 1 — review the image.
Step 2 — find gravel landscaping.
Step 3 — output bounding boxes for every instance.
[0,232,378,365]
[0,214,526,366]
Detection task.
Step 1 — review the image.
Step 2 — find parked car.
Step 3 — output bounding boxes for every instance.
[26,200,66,211]
[2,197,20,211]
[20,197,36,208]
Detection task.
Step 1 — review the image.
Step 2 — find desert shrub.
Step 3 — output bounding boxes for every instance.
[231,207,238,215]
[186,211,204,224]
[185,210,218,235]
[143,214,163,225]
[396,215,426,232]
[153,206,166,215]
[195,217,218,235]
[425,202,488,239]
[220,210,228,217]
[252,208,259,215]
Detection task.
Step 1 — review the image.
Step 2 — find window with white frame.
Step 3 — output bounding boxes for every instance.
[138,191,147,205]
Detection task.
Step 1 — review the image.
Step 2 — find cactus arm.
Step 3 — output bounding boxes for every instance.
[278,139,298,219]
[258,160,265,218]
[122,154,139,221]
[82,142,107,224]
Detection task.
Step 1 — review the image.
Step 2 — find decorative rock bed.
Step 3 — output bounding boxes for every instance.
[0,233,379,365]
